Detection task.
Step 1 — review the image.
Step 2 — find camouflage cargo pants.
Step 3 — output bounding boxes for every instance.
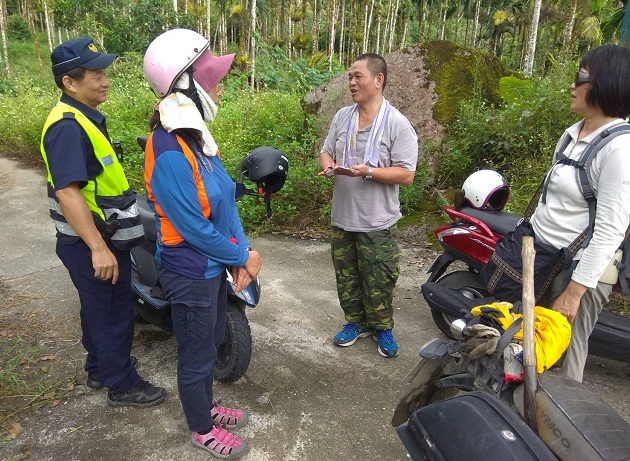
[331,225,401,331]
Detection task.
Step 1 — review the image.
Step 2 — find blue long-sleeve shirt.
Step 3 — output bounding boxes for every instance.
[146,128,249,279]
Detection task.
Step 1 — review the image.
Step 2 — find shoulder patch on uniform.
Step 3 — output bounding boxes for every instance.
[62,112,76,119]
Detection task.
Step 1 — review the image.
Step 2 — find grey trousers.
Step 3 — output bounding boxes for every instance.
[543,272,612,383]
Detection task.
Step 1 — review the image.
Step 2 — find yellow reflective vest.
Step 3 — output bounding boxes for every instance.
[40,101,144,250]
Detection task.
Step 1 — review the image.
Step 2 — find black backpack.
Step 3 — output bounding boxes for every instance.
[545,122,630,294]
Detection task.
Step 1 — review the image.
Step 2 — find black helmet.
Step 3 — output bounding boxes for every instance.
[237,146,289,194]
[235,146,289,221]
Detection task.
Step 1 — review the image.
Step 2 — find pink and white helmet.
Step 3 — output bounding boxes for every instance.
[461,169,510,211]
[144,29,208,97]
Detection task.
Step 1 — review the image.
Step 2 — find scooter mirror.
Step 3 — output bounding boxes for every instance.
[137,136,148,153]
[226,269,260,307]
[234,181,262,201]
[235,182,248,201]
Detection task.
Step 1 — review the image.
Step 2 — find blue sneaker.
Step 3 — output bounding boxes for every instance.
[333,323,371,346]
[373,329,399,357]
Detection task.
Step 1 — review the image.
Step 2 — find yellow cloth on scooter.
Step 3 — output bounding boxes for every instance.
[533,306,572,373]
[470,302,571,373]
[471,302,524,341]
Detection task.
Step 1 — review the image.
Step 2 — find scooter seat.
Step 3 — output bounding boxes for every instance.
[137,196,158,241]
[514,373,630,460]
[460,206,521,236]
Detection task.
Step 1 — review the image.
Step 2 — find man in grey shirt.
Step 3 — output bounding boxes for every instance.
[318,53,418,357]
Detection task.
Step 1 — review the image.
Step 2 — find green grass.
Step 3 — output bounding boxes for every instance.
[0,33,585,235]
[0,335,57,424]
[0,337,42,395]
[0,36,338,234]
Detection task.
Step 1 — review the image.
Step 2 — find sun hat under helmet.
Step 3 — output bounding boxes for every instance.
[143,28,234,97]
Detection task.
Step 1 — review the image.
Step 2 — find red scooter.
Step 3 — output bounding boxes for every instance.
[422,203,630,363]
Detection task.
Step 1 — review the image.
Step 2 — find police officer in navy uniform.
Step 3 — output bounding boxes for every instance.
[40,37,165,407]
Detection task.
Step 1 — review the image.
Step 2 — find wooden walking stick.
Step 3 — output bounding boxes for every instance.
[522,235,538,434]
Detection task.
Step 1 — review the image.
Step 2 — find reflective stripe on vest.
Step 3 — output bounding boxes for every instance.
[40,102,144,248]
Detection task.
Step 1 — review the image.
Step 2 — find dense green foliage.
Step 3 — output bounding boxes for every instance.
[436,62,580,214]
[0,37,334,234]
[0,34,587,233]
[7,15,31,42]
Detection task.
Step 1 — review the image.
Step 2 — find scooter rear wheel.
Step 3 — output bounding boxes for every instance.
[432,271,489,338]
[215,300,252,383]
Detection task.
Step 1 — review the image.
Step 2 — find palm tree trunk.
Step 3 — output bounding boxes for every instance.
[241,0,249,56]
[43,0,54,51]
[287,12,292,59]
[339,0,347,65]
[375,10,382,53]
[453,2,461,43]
[362,3,369,53]
[206,0,211,40]
[328,0,337,70]
[473,0,480,47]
[312,0,319,53]
[400,13,408,48]
[383,0,391,51]
[250,0,256,89]
[0,0,9,76]
[435,0,443,40]
[562,0,577,49]
[219,7,228,54]
[364,0,375,53]
[440,4,447,40]
[524,0,542,76]
[418,0,426,41]
[389,0,400,52]
[27,5,42,66]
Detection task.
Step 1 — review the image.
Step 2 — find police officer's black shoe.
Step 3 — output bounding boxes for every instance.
[107,379,166,408]
[85,356,138,390]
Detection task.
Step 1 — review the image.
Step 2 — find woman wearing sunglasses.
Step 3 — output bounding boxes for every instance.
[531,45,630,382]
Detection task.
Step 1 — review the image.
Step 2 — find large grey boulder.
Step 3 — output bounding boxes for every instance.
[303,41,505,153]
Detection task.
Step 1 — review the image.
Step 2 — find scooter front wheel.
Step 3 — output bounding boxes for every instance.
[432,271,489,338]
[215,300,252,383]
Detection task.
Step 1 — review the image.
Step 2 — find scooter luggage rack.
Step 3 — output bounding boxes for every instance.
[444,206,495,238]
[446,205,521,237]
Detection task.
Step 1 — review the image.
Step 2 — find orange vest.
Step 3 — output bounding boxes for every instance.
[144,133,211,245]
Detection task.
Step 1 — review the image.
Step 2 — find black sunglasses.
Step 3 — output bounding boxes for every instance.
[574,71,591,87]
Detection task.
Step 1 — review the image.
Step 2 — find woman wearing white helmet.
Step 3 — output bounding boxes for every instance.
[143,28,260,459]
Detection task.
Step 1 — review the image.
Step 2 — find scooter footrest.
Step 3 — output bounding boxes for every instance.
[133,282,169,309]
[436,372,476,391]
[149,286,167,300]
[419,338,451,361]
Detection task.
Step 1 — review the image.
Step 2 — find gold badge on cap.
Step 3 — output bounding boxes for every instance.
[88,43,98,53]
